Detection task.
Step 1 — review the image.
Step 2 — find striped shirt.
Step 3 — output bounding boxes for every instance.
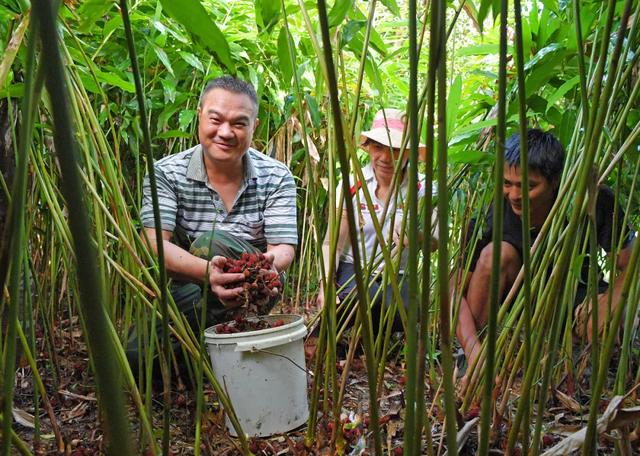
[141,145,298,251]
[338,163,435,272]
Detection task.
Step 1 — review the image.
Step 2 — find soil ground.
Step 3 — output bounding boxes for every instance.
[12,300,639,455]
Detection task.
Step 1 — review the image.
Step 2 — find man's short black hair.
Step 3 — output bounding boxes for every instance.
[199,76,258,114]
[505,129,565,182]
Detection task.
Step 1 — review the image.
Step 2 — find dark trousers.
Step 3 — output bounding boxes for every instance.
[335,261,410,333]
[125,231,278,375]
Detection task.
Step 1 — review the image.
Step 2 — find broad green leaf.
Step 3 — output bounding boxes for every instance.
[477,0,499,31]
[453,118,497,136]
[379,0,399,16]
[153,45,174,76]
[525,53,567,95]
[159,0,235,73]
[255,0,281,31]
[328,0,354,28]
[161,79,177,104]
[524,43,564,71]
[521,15,532,63]
[546,76,580,111]
[277,27,294,88]
[340,20,366,48]
[179,109,197,131]
[93,68,135,93]
[449,149,489,165]
[179,51,204,72]
[447,75,462,138]
[77,0,114,33]
[305,93,321,129]
[349,6,387,55]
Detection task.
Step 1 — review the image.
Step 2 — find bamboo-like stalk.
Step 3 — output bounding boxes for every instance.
[315,0,382,453]
[402,0,422,451]
[1,12,37,454]
[118,1,172,451]
[32,1,133,454]
[512,0,532,449]
[479,0,508,453]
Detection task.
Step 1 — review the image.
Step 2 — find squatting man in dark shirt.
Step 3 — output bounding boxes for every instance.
[454,129,635,374]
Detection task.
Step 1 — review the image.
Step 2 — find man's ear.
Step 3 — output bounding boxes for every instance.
[552,177,561,190]
[253,117,260,133]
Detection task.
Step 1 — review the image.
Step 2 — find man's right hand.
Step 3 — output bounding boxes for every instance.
[209,256,246,308]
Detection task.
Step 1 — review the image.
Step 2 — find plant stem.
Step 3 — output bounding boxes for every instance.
[32,0,133,453]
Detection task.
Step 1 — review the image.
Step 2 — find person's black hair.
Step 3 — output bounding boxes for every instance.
[199,76,258,114]
[504,129,565,182]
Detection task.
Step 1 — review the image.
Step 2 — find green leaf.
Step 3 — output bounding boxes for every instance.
[161,79,177,104]
[477,0,496,31]
[178,109,197,130]
[305,93,321,129]
[349,6,387,55]
[153,45,174,76]
[93,68,135,93]
[524,43,564,71]
[255,0,281,31]
[179,51,204,72]
[159,0,235,73]
[277,27,294,87]
[328,0,354,28]
[379,0,399,16]
[340,20,366,47]
[453,118,497,136]
[447,75,463,138]
[546,76,580,111]
[77,0,115,33]
[449,149,490,165]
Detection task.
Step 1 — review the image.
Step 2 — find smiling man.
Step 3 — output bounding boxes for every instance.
[455,129,635,370]
[129,76,297,372]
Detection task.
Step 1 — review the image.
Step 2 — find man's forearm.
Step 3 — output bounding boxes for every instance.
[159,239,210,283]
[267,244,296,273]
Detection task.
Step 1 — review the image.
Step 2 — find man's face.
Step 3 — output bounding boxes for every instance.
[197,88,258,166]
[503,165,558,221]
[367,141,408,182]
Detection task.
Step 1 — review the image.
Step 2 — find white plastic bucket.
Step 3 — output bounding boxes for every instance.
[204,314,309,437]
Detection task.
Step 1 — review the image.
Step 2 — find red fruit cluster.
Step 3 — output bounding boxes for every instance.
[215,316,286,334]
[222,253,282,309]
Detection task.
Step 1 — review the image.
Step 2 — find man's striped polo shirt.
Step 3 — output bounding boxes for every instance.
[141,145,298,251]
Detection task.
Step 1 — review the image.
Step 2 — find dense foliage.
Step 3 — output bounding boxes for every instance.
[1,0,639,454]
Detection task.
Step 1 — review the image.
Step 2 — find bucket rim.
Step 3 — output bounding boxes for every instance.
[204,314,305,341]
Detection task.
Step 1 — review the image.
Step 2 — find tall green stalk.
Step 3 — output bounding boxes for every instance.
[434,0,458,453]
[32,0,132,454]
[479,0,508,453]
[512,0,532,449]
[119,1,172,452]
[1,11,36,456]
[315,0,382,453]
[403,0,421,451]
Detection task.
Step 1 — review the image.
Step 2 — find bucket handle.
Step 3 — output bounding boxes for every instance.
[234,324,307,352]
[249,348,314,377]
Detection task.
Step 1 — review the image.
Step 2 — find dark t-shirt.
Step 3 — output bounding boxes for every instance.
[466,186,634,286]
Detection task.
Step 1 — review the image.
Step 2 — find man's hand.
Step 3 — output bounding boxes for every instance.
[261,252,280,297]
[209,256,246,308]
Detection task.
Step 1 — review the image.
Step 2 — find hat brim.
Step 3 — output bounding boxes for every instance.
[360,130,427,157]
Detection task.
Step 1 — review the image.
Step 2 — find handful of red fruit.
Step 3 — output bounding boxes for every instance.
[221,252,282,313]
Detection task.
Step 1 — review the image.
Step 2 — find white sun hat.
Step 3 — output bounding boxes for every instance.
[359,108,426,153]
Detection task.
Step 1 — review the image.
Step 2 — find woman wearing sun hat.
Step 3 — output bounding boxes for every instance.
[317,108,436,333]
